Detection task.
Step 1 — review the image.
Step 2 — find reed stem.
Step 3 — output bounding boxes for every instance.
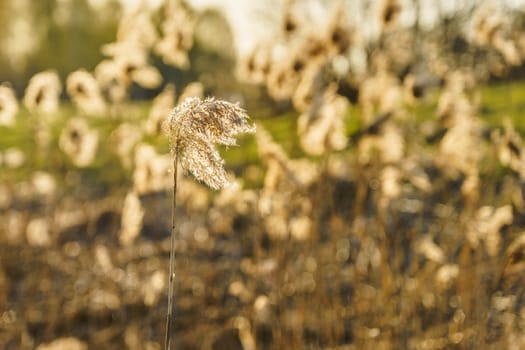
[164,151,178,350]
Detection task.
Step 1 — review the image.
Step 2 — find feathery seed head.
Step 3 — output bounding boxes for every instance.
[119,191,144,246]
[59,117,99,167]
[164,97,255,190]
[0,84,18,127]
[24,70,62,115]
[66,69,107,116]
[146,84,176,135]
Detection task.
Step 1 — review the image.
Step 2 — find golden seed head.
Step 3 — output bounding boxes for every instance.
[0,84,18,127]
[164,97,255,190]
[24,70,62,114]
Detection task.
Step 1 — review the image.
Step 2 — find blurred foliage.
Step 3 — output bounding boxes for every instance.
[0,0,120,93]
[0,0,242,101]
[2,1,525,347]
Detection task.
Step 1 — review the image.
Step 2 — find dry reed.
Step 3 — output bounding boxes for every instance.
[162,97,255,349]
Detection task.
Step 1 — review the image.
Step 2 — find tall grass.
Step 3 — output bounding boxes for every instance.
[1,1,525,349]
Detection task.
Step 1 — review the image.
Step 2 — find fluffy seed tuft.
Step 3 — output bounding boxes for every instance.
[164,97,255,189]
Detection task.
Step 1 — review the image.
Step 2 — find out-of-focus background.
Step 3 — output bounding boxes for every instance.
[2,0,525,349]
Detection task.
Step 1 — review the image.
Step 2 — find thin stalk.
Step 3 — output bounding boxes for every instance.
[164,151,178,350]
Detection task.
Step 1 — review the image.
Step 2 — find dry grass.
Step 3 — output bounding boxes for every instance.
[1,1,525,349]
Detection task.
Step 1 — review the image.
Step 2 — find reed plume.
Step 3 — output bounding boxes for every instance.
[66,69,107,116]
[23,70,61,115]
[177,81,204,104]
[0,84,19,127]
[164,97,256,190]
[146,84,176,135]
[163,97,255,349]
[59,117,99,167]
[155,0,195,69]
[119,191,144,246]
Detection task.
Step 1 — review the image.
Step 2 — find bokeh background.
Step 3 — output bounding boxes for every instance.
[2,0,525,349]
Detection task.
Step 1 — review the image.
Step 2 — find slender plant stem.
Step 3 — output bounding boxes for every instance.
[164,151,178,350]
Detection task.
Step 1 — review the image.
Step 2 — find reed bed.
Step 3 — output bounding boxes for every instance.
[1,0,525,349]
